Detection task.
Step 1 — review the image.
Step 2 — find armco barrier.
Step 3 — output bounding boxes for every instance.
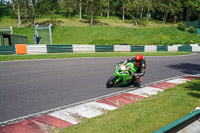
[73,44,95,53]
[1,44,200,55]
[131,46,144,52]
[95,45,114,52]
[144,45,157,52]
[27,45,47,54]
[168,45,178,52]
[192,46,200,52]
[178,45,192,52]
[0,46,15,54]
[47,45,73,53]
[157,45,168,52]
[114,45,130,52]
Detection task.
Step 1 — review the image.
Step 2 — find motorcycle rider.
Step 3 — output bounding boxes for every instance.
[126,54,146,83]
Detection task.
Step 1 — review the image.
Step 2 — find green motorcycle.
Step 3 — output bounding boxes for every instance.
[106,60,137,88]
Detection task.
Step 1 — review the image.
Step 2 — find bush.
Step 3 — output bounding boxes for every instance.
[188,26,195,33]
[177,22,186,31]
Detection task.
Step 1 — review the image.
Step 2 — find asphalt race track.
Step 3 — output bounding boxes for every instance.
[0,53,200,123]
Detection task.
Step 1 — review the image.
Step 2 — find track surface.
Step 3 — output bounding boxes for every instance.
[0,53,200,122]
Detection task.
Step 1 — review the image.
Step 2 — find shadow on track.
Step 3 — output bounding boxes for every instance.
[112,82,141,88]
[167,63,200,75]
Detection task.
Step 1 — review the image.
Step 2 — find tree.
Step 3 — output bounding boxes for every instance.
[119,0,131,20]
[155,0,182,24]
[145,0,153,21]
[17,0,21,27]
[61,0,77,18]
[86,0,100,26]
[31,0,36,27]
[184,0,200,21]
[79,0,83,20]
[12,0,16,10]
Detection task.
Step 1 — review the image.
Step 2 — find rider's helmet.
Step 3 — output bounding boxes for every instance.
[134,54,143,66]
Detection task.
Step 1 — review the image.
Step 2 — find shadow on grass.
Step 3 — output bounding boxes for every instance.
[167,63,200,75]
[184,79,200,98]
[35,20,65,26]
[80,19,109,26]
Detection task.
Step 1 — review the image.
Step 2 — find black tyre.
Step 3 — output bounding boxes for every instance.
[106,75,118,88]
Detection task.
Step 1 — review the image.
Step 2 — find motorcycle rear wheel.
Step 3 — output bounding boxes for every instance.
[106,75,118,88]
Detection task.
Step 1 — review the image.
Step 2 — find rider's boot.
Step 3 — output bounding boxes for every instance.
[136,76,141,83]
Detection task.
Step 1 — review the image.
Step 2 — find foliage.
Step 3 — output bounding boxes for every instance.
[188,26,195,33]
[1,0,200,27]
[177,22,186,31]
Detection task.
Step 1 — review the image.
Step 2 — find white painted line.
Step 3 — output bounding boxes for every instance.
[194,74,200,77]
[166,78,190,84]
[62,103,104,118]
[49,111,79,125]
[127,86,163,97]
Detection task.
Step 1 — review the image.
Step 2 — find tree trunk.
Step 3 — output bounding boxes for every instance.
[186,7,191,21]
[31,0,35,27]
[90,9,93,26]
[100,4,102,17]
[163,7,169,24]
[140,7,143,19]
[147,8,150,21]
[79,0,82,20]
[69,12,71,18]
[24,0,28,23]
[17,0,21,27]
[122,7,125,20]
[107,0,109,18]
[12,0,15,10]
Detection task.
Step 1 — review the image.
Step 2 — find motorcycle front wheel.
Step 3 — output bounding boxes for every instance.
[106,75,118,88]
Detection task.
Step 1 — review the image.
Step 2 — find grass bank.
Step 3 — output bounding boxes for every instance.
[59,79,200,133]
[1,17,200,45]
[0,52,192,61]
[13,26,200,45]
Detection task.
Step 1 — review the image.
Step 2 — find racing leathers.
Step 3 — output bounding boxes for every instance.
[126,57,146,82]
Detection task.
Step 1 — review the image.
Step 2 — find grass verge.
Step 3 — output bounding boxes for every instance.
[59,79,200,133]
[0,52,192,61]
[13,26,200,45]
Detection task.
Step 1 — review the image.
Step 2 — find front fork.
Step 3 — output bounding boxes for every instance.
[114,72,122,83]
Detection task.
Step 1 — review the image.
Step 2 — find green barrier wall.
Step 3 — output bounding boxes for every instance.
[0,46,15,54]
[196,28,200,35]
[95,45,114,52]
[154,110,200,133]
[157,46,168,52]
[178,46,192,52]
[47,45,73,53]
[131,46,144,52]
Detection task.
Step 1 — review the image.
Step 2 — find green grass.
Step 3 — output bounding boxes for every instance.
[11,26,200,45]
[1,17,200,45]
[0,52,192,61]
[59,79,200,133]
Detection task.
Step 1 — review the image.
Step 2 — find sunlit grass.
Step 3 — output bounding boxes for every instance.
[59,79,200,133]
[0,52,192,61]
